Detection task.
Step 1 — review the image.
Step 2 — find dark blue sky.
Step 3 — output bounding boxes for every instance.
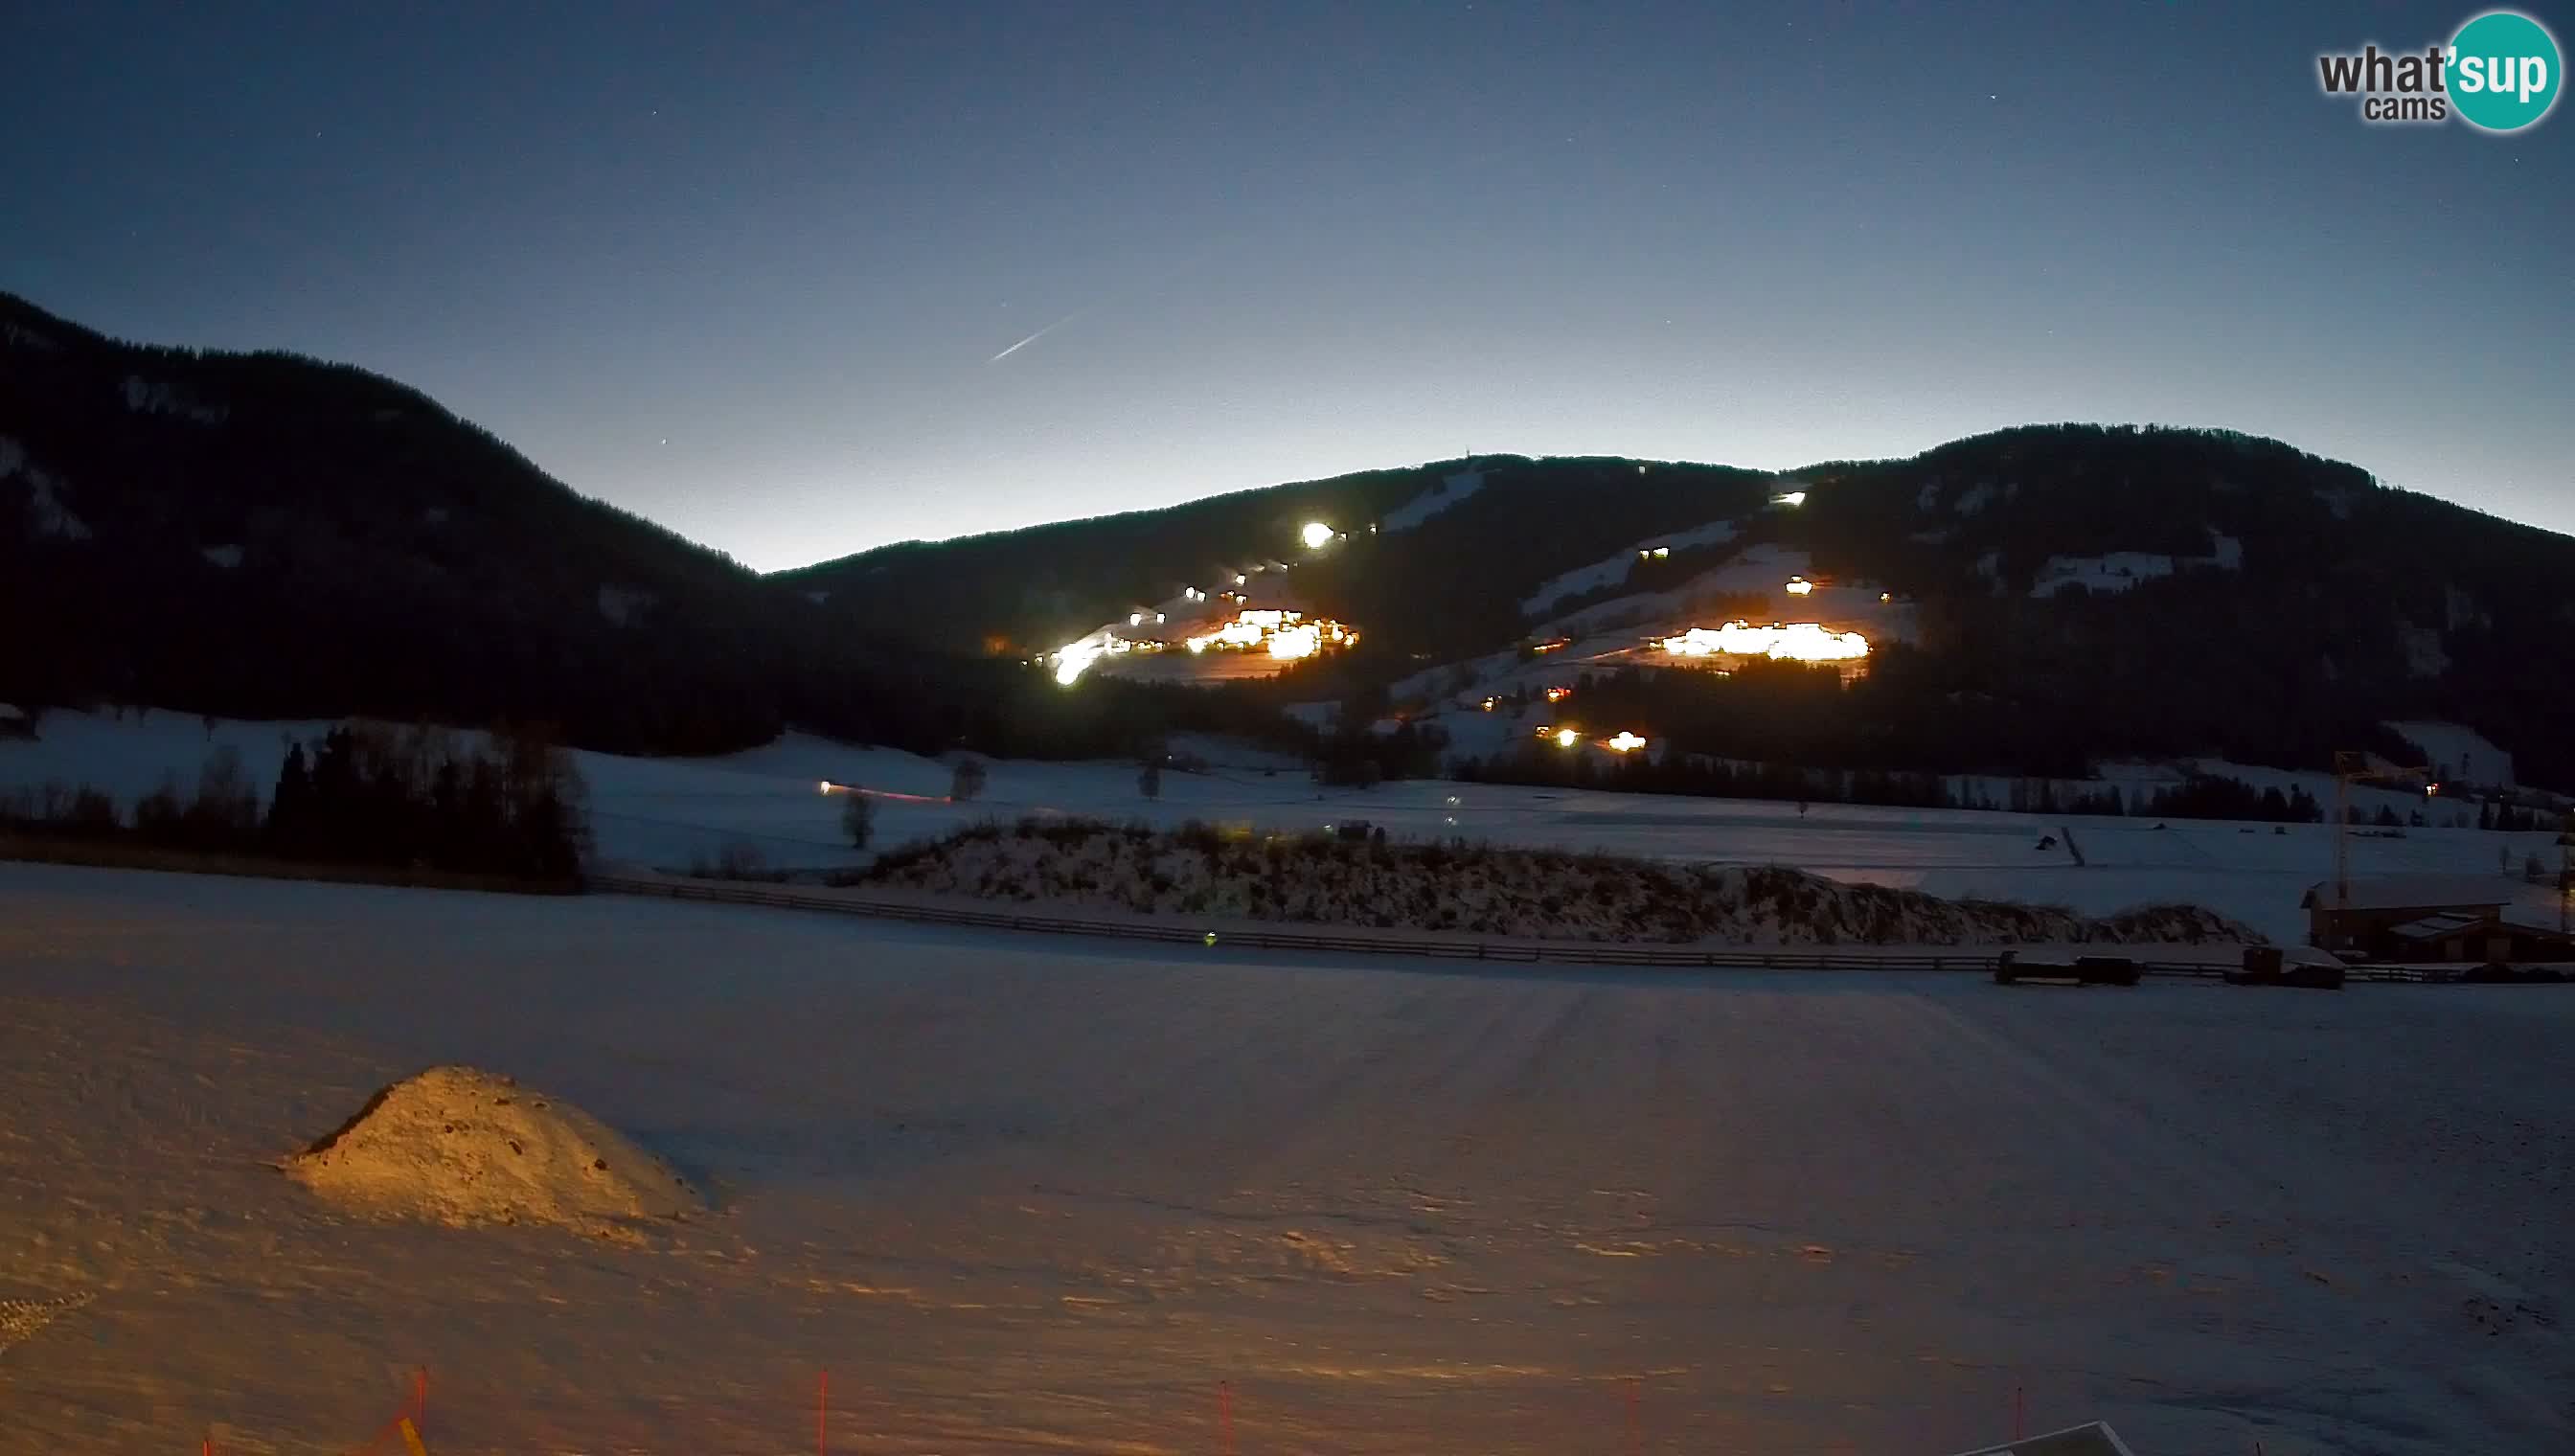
[7,2,2567,569]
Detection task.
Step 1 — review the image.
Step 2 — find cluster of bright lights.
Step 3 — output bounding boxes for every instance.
[1660,621,1870,663]
[1538,724,1648,753]
[1180,608,1357,660]
[1052,638,1110,684]
[1543,686,1572,703]
[1269,623,1321,660]
[1785,577,1813,597]
[1636,545,1671,560]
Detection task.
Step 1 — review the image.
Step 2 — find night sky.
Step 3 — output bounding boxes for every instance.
[7,2,2567,569]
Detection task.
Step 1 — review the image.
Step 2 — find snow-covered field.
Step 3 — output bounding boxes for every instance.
[3,860,2568,1454]
[5,711,2563,944]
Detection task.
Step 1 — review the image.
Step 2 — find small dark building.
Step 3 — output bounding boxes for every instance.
[2300,875,2511,960]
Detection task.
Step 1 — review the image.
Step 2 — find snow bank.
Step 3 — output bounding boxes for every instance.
[858,821,2261,945]
[287,1066,701,1235]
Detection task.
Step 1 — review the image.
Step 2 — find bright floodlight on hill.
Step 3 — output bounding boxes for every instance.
[1773,489,1808,507]
[1301,521,1334,550]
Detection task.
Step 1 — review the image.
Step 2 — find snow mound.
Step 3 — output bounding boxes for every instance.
[861,821,2264,946]
[287,1066,700,1234]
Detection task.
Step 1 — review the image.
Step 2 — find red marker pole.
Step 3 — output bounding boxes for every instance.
[819,1370,829,1456]
[1218,1380,1235,1456]
[415,1367,427,1434]
[2013,1384,2024,1441]
[1626,1377,1641,1456]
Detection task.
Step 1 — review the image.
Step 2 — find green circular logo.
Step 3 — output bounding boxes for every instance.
[2449,11,2562,131]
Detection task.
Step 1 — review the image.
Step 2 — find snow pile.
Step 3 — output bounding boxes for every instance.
[1379,466,1485,533]
[288,1066,701,1235]
[859,820,2262,945]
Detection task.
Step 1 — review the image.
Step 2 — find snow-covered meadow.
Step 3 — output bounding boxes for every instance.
[4,710,2562,944]
[1,860,2568,1454]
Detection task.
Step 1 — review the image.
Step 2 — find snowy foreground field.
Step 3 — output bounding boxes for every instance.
[6,711,2565,945]
[3,861,2570,1455]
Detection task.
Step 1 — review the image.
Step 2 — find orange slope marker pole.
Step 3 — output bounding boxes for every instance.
[1218,1380,1235,1456]
[819,1370,829,1456]
[1626,1377,1641,1456]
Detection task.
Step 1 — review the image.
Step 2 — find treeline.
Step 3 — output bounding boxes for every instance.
[1,723,588,881]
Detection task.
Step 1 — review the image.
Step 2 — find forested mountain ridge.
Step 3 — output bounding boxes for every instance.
[793,425,2575,789]
[0,291,1082,756]
[9,290,2569,788]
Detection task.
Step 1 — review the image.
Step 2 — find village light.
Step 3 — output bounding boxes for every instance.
[1661,621,1869,663]
[1786,577,1813,596]
[1652,546,1669,558]
[1773,489,1808,507]
[1554,728,1581,749]
[1605,731,1648,753]
[1300,521,1335,550]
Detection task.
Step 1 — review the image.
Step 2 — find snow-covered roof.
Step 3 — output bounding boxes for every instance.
[2385,911,2489,943]
[2299,875,2512,912]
